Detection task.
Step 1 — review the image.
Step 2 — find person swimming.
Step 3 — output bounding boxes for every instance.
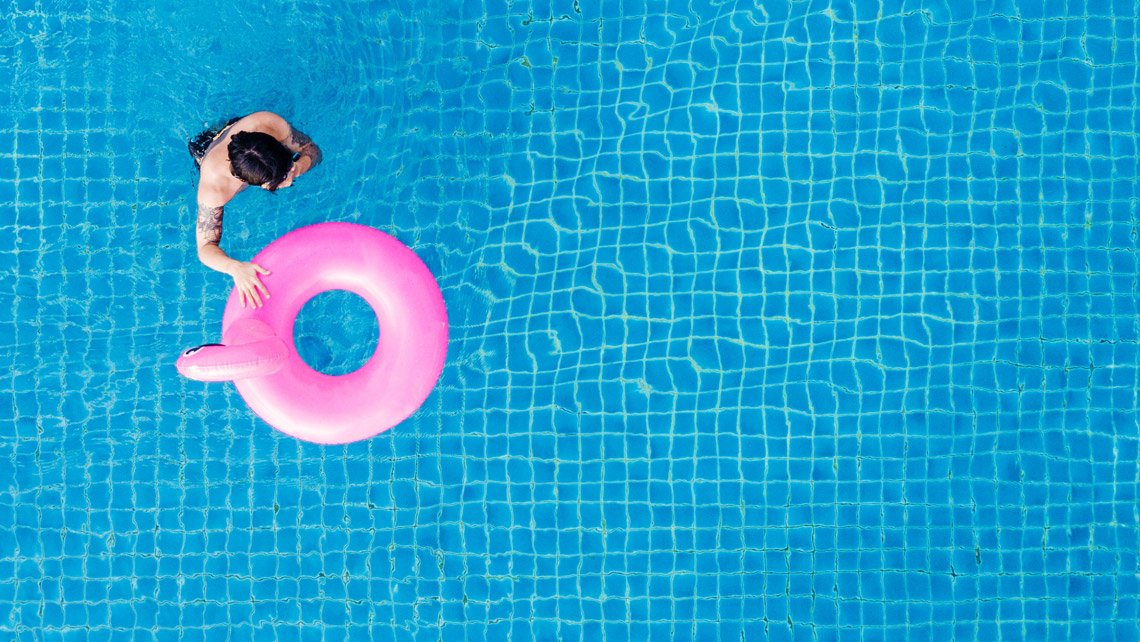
[188,111,323,308]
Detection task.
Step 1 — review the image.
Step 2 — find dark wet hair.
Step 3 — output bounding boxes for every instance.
[227,131,293,192]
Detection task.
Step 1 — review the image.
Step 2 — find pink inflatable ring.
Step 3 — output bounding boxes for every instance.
[176,222,448,444]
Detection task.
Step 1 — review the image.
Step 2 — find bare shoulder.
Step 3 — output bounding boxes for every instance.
[243,111,290,136]
[196,165,233,207]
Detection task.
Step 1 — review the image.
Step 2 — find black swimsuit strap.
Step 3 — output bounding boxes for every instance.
[187,116,244,165]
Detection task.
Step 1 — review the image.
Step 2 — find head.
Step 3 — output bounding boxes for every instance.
[228,131,297,191]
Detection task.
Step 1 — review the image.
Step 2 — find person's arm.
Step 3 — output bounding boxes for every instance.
[195,200,271,308]
[196,201,238,273]
[282,124,322,178]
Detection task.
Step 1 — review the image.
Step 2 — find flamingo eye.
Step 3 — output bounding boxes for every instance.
[183,343,223,356]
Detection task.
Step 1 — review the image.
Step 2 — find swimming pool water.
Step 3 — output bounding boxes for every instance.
[2,0,1140,640]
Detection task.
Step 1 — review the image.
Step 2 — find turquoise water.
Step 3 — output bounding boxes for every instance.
[3,0,1140,640]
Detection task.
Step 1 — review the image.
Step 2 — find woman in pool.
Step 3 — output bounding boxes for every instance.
[188,111,323,308]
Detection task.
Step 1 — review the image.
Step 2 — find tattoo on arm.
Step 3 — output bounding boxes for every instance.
[288,125,323,165]
[287,125,312,148]
[197,204,224,245]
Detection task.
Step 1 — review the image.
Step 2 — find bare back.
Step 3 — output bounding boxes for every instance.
[196,114,257,209]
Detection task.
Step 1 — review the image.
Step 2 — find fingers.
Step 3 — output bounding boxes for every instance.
[235,264,271,308]
[237,283,261,308]
[253,275,270,301]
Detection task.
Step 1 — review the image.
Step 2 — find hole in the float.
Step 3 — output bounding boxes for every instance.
[294,290,380,376]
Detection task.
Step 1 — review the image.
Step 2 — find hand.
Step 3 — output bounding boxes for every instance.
[274,163,300,190]
[292,155,314,178]
[229,261,271,308]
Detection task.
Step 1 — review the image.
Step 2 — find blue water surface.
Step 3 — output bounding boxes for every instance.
[2,0,1140,640]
